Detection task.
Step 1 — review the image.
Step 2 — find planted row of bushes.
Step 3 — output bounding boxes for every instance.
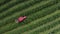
[0,0,44,20]
[49,26,60,34]
[29,19,60,34]
[0,0,11,6]
[56,30,60,34]
[0,0,57,27]
[0,0,51,21]
[22,17,60,34]
[3,10,60,34]
[0,3,59,34]
[0,0,58,20]
[0,0,28,13]
[40,23,60,34]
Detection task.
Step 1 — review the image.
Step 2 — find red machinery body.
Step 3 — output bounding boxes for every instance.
[16,16,27,23]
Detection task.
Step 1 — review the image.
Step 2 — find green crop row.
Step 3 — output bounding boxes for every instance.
[22,17,60,34]
[0,1,59,26]
[0,0,58,20]
[0,4,59,34]
[0,0,28,13]
[0,0,52,22]
[3,11,60,34]
[39,23,60,34]
[29,19,60,34]
[58,3,60,10]
[0,0,43,14]
[0,0,11,6]
[56,30,60,34]
[0,0,44,20]
[0,1,58,27]
[49,26,60,34]
[0,0,60,34]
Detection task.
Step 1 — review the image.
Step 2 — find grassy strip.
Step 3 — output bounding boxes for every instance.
[0,0,44,20]
[0,5,59,34]
[3,10,60,34]
[0,0,28,13]
[0,0,53,26]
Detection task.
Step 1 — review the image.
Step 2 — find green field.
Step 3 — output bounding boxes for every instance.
[0,0,60,34]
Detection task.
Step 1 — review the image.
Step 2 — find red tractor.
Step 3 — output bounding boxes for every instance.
[15,16,27,23]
